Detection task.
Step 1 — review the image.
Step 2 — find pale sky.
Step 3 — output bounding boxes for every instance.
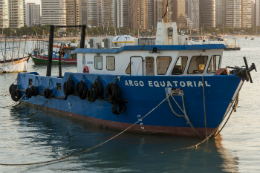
[26,0,41,4]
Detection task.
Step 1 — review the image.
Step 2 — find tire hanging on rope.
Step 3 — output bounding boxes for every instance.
[9,84,17,95]
[63,80,74,96]
[44,89,52,98]
[25,88,33,98]
[111,101,126,114]
[11,90,21,102]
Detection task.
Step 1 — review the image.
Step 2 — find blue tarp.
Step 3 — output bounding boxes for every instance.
[72,44,227,54]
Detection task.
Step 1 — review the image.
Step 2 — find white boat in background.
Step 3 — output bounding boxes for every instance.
[0,38,29,73]
[0,56,29,73]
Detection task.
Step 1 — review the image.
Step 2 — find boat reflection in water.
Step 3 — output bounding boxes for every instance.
[3,104,239,172]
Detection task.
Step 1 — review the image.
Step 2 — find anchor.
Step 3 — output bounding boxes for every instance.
[227,57,257,83]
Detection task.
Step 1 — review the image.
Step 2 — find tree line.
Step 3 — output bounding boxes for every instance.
[0,25,259,37]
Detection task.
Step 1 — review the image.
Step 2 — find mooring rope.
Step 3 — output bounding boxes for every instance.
[0,94,26,109]
[202,75,207,137]
[23,88,58,119]
[0,96,168,166]
[167,92,202,138]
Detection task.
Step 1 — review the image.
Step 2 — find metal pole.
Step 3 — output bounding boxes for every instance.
[4,38,6,63]
[80,25,86,48]
[58,44,63,78]
[46,25,54,76]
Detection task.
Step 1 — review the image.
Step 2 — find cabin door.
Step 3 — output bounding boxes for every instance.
[130,57,143,76]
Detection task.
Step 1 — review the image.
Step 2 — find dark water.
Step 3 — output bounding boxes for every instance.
[0,38,259,172]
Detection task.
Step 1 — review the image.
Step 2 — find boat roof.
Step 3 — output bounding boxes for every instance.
[73,44,227,54]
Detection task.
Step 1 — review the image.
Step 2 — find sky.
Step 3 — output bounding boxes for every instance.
[26,0,41,4]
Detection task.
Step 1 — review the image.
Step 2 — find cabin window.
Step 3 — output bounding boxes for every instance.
[94,56,103,70]
[188,56,208,74]
[145,57,154,76]
[106,56,115,71]
[172,56,188,75]
[157,56,172,75]
[126,63,130,74]
[207,55,221,73]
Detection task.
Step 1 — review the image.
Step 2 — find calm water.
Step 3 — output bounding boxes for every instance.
[0,38,259,172]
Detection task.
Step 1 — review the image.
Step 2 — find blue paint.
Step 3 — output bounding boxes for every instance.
[73,44,227,54]
[17,72,241,131]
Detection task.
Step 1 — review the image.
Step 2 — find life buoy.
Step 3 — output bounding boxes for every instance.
[83,66,89,73]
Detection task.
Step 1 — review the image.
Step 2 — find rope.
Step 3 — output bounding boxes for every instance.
[0,96,168,166]
[0,94,26,109]
[23,88,57,119]
[202,75,207,137]
[167,92,202,138]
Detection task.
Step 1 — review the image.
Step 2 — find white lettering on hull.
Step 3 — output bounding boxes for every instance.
[125,80,211,87]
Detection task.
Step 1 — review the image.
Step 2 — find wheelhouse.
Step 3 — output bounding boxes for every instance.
[74,44,226,77]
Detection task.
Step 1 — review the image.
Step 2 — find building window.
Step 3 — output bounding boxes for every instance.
[188,56,208,74]
[94,56,103,70]
[157,57,172,75]
[172,56,188,75]
[106,56,115,71]
[145,57,154,76]
[207,55,221,73]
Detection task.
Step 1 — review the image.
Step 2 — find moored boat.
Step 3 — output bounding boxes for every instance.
[10,22,256,137]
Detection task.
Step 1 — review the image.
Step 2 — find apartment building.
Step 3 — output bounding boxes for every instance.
[128,0,148,29]
[66,0,81,25]
[0,0,9,28]
[25,3,40,27]
[41,0,66,26]
[9,0,24,28]
[241,0,251,28]
[199,0,215,27]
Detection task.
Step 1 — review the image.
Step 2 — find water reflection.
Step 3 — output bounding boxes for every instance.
[0,103,239,172]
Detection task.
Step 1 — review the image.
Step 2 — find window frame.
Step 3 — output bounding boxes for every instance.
[156,56,172,75]
[172,56,188,75]
[207,55,221,74]
[94,55,103,70]
[106,56,115,71]
[187,55,208,74]
[145,56,155,76]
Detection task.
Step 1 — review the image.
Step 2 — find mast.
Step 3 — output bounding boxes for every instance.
[4,38,6,63]
[11,38,14,63]
[23,37,27,58]
[18,37,21,59]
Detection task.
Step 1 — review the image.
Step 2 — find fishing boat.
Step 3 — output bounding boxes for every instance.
[10,21,256,137]
[0,39,29,73]
[32,41,77,65]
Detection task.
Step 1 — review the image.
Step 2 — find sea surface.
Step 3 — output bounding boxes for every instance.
[0,37,259,173]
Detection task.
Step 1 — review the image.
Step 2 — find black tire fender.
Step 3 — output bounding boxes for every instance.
[9,84,17,95]
[95,80,103,96]
[32,86,39,96]
[76,81,85,95]
[25,88,33,98]
[11,90,21,102]
[79,85,88,100]
[110,83,120,101]
[87,89,93,101]
[44,89,52,98]
[111,101,125,114]
[63,81,69,96]
[105,83,112,98]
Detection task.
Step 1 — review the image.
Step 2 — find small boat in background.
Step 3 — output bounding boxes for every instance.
[245,36,248,39]
[32,41,77,65]
[251,38,254,40]
[0,38,29,73]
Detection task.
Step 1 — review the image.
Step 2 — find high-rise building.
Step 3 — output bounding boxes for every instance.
[128,0,148,29]
[101,0,115,27]
[256,0,260,26]
[114,0,128,28]
[251,0,255,26]
[225,0,241,28]
[199,0,215,28]
[25,3,40,27]
[81,0,88,25]
[23,0,25,25]
[87,0,101,27]
[9,0,24,28]
[66,0,81,26]
[215,0,225,27]
[0,0,9,28]
[41,0,66,25]
[171,0,186,27]
[241,0,251,28]
[186,0,199,30]
[152,0,163,29]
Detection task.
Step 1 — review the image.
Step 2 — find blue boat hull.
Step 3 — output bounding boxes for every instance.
[17,72,241,137]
